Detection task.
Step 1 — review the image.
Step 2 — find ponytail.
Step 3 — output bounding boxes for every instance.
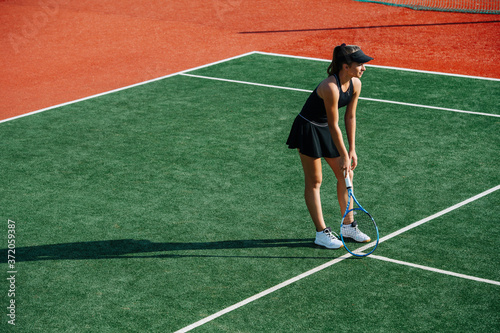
[327,44,361,76]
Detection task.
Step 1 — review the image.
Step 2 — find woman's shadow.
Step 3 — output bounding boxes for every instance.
[2,238,337,262]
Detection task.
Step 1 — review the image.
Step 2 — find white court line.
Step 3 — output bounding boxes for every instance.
[180,73,500,118]
[180,73,312,93]
[0,51,258,125]
[174,252,353,333]
[378,184,500,244]
[347,185,500,255]
[370,255,500,286]
[174,185,500,333]
[360,97,500,117]
[254,51,500,81]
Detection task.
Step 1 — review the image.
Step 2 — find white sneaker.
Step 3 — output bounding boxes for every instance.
[341,221,371,243]
[315,227,343,249]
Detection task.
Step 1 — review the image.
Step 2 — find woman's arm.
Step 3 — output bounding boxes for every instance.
[345,78,362,170]
[318,79,350,172]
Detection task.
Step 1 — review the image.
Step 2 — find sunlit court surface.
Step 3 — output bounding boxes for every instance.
[1,1,499,332]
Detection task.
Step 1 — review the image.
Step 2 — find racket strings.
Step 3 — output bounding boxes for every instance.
[341,189,379,257]
[354,211,374,242]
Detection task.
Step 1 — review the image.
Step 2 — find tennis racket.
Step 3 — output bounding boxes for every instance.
[340,173,379,257]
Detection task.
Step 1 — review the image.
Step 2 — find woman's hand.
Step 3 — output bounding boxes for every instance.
[339,155,351,175]
[339,151,357,176]
[349,150,358,171]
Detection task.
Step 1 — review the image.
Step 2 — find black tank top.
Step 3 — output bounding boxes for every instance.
[299,74,353,124]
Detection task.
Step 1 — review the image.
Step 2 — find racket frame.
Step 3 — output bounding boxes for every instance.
[340,173,379,257]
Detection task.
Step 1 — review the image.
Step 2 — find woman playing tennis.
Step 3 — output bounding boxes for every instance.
[286,44,373,249]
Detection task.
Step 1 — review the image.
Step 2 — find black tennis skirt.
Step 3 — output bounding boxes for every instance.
[286,115,340,158]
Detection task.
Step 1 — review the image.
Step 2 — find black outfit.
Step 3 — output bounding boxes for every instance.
[286,74,353,158]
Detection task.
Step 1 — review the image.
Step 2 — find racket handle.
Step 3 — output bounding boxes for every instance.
[344,172,352,189]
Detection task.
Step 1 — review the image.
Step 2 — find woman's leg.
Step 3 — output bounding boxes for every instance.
[299,152,326,232]
[299,152,343,249]
[325,156,354,224]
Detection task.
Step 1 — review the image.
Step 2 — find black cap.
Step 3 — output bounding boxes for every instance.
[349,49,374,63]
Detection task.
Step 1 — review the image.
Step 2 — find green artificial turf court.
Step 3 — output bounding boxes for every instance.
[0,52,499,332]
